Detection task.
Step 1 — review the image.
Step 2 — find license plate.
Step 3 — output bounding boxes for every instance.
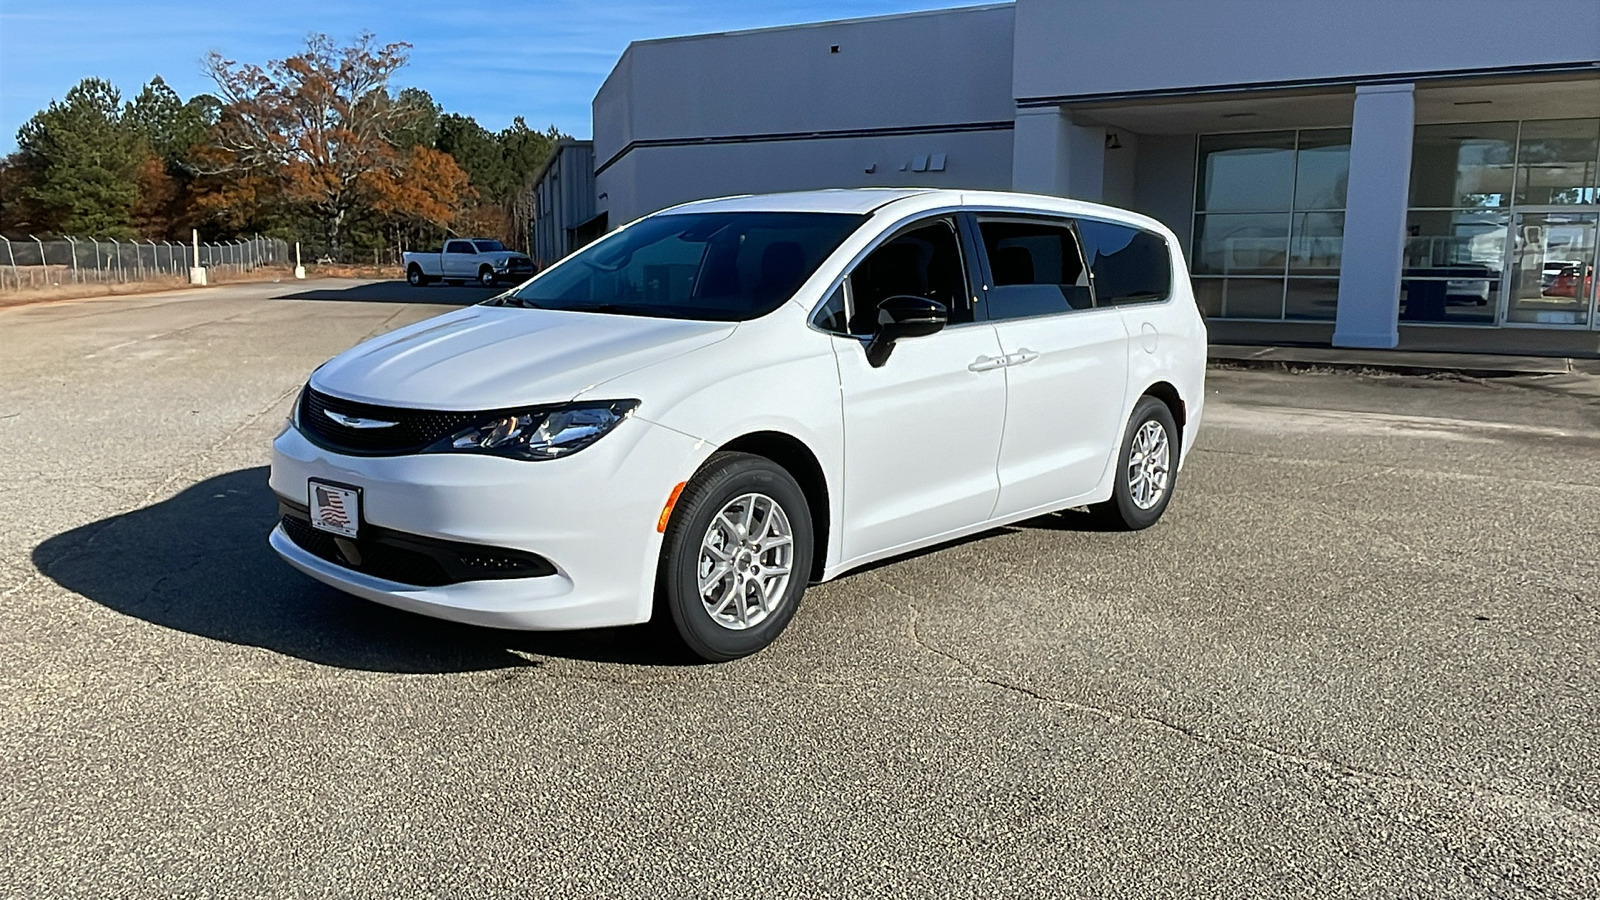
[309,481,360,538]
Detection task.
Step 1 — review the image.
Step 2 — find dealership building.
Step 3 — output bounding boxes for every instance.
[534,0,1600,355]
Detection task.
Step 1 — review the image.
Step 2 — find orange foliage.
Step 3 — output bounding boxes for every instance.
[363,146,475,229]
[131,156,178,237]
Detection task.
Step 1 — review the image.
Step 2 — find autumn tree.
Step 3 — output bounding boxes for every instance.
[124,77,220,237]
[204,33,437,254]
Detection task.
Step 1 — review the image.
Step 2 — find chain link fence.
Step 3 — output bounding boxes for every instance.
[0,235,290,290]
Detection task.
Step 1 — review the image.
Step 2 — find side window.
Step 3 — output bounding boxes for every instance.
[978,219,1092,320]
[813,284,848,334]
[846,219,971,334]
[446,241,474,254]
[1075,219,1172,306]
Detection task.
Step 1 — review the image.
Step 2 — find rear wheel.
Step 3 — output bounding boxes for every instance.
[1090,395,1179,531]
[659,452,813,662]
[406,265,427,287]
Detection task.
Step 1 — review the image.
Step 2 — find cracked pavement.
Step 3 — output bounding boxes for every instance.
[1,279,1597,897]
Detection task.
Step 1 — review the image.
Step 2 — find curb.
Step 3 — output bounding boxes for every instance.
[1207,345,1581,379]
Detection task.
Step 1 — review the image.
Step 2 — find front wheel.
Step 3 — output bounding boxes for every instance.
[1090,395,1179,531]
[659,452,813,662]
[478,267,497,288]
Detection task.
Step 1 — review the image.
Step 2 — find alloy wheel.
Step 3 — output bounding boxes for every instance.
[696,492,794,630]
[1127,420,1171,510]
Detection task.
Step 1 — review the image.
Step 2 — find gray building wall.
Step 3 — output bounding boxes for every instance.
[530,140,596,267]
[1129,134,1196,260]
[594,4,1017,224]
[1012,0,1600,101]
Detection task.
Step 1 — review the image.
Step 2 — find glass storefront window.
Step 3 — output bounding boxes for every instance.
[1294,129,1352,210]
[1405,116,1600,329]
[1401,210,1507,325]
[1193,128,1351,320]
[1196,132,1296,212]
[1404,210,1510,269]
[1409,123,1518,209]
[1289,212,1344,275]
[1285,279,1341,320]
[1193,213,1289,276]
[1193,277,1284,319]
[1515,118,1600,206]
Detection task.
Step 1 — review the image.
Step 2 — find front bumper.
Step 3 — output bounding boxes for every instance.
[268,415,701,630]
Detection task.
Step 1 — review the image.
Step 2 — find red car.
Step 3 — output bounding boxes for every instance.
[1548,264,1593,299]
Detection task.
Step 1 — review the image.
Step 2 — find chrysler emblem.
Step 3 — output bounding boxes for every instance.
[323,409,398,429]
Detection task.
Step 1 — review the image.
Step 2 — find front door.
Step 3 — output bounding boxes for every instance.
[832,217,1008,561]
[1501,209,1598,327]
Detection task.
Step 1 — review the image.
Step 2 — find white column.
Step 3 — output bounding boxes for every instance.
[1333,83,1415,349]
[1012,107,1105,201]
[188,228,207,286]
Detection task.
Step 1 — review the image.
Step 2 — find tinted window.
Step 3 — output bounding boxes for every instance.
[847,219,970,334]
[1076,220,1172,306]
[473,240,507,252]
[813,284,848,333]
[504,212,862,322]
[446,241,474,254]
[978,220,1091,319]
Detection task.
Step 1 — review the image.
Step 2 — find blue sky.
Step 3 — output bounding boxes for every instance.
[0,0,962,153]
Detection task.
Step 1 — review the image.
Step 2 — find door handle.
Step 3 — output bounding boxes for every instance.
[968,355,1006,372]
[1006,349,1040,366]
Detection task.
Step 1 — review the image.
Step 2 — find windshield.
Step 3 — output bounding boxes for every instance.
[502,212,864,321]
[473,240,507,252]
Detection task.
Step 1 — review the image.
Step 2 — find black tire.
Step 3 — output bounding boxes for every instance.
[658,452,813,662]
[406,265,427,287]
[478,266,497,287]
[1090,395,1180,531]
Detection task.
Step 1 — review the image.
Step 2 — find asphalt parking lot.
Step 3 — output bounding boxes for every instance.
[2,278,1597,897]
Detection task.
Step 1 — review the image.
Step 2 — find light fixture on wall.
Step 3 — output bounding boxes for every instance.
[1105,133,1122,150]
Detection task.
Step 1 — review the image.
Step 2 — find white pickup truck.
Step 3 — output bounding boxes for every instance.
[404,239,536,288]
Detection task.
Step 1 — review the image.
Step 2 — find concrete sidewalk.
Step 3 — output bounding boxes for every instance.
[1209,343,1600,378]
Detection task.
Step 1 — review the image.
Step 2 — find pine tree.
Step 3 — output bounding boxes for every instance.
[15,78,142,237]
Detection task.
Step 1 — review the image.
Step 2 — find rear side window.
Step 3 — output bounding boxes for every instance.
[446,241,474,254]
[977,220,1092,320]
[1075,219,1172,306]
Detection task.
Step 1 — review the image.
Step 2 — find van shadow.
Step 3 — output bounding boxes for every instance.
[31,468,686,673]
[272,280,500,305]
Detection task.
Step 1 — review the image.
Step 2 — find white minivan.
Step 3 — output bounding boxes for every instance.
[270,189,1207,660]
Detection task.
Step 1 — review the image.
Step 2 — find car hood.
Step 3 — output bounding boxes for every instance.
[310,305,736,409]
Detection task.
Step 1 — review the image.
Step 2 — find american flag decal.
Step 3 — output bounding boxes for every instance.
[314,486,351,528]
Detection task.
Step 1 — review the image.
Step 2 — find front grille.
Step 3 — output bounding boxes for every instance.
[278,501,556,587]
[299,388,481,456]
[506,256,534,271]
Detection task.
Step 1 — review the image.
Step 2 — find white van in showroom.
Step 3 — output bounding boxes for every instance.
[270,189,1207,660]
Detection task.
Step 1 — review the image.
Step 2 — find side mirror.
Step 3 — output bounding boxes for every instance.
[864,295,948,368]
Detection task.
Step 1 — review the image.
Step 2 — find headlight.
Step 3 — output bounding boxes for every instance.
[430,400,639,460]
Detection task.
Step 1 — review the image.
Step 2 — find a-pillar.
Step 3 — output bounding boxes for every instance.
[1333,83,1415,348]
[1012,106,1106,202]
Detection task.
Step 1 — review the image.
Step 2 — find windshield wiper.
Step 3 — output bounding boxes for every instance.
[493,293,541,309]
